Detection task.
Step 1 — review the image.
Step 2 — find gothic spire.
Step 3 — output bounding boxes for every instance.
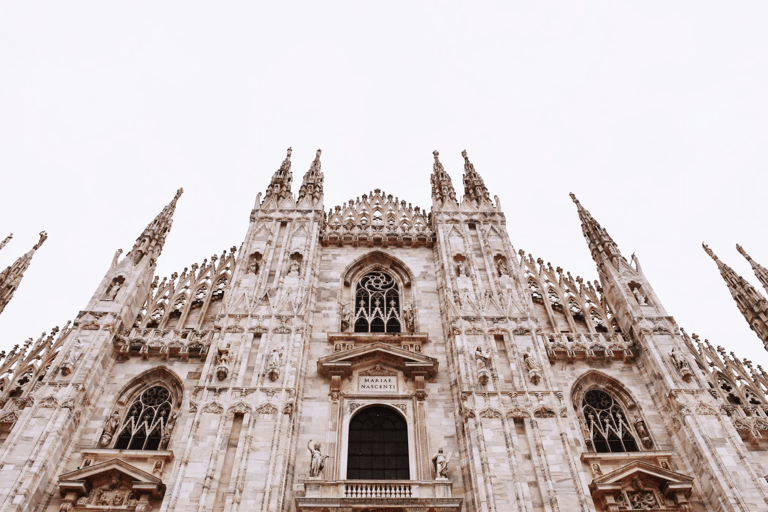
[0,231,47,316]
[263,147,293,202]
[570,193,623,268]
[0,233,11,252]
[297,148,324,204]
[461,150,490,206]
[703,243,768,352]
[126,188,183,266]
[736,244,768,295]
[430,150,457,207]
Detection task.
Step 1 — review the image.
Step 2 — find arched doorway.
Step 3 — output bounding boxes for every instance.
[347,406,409,480]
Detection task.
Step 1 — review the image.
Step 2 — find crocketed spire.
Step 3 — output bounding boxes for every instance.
[570,193,623,268]
[737,244,768,295]
[430,150,457,207]
[126,188,183,266]
[461,150,490,206]
[297,148,324,204]
[703,242,768,352]
[0,231,47,316]
[263,147,293,202]
[0,233,11,252]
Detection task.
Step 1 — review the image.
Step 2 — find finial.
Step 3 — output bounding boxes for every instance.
[33,231,47,250]
[461,149,468,161]
[433,150,440,161]
[569,192,579,205]
[702,242,717,261]
[736,244,751,261]
[287,147,293,158]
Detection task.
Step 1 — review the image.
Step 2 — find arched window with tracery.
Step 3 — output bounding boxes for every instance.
[582,389,640,453]
[354,271,402,333]
[114,385,173,451]
[347,406,409,480]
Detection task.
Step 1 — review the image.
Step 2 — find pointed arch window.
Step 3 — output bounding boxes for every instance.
[114,385,173,451]
[582,389,639,453]
[354,271,402,333]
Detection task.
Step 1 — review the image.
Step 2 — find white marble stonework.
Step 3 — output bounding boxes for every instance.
[2,150,768,512]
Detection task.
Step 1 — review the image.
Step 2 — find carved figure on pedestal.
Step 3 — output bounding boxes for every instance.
[669,346,693,382]
[289,259,300,275]
[432,447,452,479]
[247,252,262,275]
[456,260,466,277]
[99,410,121,447]
[216,343,230,381]
[268,346,283,382]
[495,256,509,277]
[634,417,653,448]
[476,346,491,385]
[523,347,542,385]
[105,276,124,301]
[632,286,648,306]
[403,303,415,333]
[340,304,352,332]
[60,339,83,376]
[160,412,177,449]
[307,440,330,478]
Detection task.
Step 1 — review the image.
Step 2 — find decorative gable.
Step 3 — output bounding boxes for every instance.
[589,460,694,511]
[317,341,438,381]
[58,458,165,511]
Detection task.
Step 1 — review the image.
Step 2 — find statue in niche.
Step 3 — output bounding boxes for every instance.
[456,260,466,277]
[289,259,300,275]
[432,447,452,479]
[247,253,261,275]
[633,287,648,306]
[453,290,462,307]
[496,258,508,277]
[97,489,109,506]
[268,346,284,382]
[634,417,653,448]
[105,277,123,301]
[340,304,352,332]
[99,410,121,447]
[112,493,124,506]
[307,440,330,478]
[403,303,415,333]
[160,412,177,449]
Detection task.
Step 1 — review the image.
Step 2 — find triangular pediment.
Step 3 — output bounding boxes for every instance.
[59,458,165,499]
[592,460,693,487]
[60,458,162,486]
[317,341,437,380]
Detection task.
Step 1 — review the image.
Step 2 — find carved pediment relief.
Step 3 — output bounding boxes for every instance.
[590,460,693,511]
[59,458,165,510]
[317,342,438,380]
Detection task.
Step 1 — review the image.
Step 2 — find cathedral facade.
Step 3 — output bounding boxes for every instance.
[1,148,768,512]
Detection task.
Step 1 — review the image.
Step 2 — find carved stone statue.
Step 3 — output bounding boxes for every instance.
[289,259,300,275]
[307,440,330,478]
[60,339,83,376]
[475,346,491,370]
[456,260,465,277]
[496,258,508,277]
[431,447,452,479]
[340,304,352,332]
[634,417,653,448]
[524,347,542,385]
[268,346,283,382]
[670,347,693,382]
[403,304,415,333]
[105,278,122,300]
[160,412,177,449]
[216,343,230,381]
[99,410,121,447]
[633,287,647,306]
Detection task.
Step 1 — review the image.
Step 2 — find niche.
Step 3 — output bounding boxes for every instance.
[453,254,468,277]
[494,254,509,277]
[628,282,649,306]
[247,252,263,275]
[104,276,125,301]
[287,252,303,275]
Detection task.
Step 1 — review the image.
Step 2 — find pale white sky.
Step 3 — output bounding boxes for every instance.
[1,3,767,367]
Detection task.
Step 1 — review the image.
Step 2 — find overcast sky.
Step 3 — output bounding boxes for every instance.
[1,3,767,368]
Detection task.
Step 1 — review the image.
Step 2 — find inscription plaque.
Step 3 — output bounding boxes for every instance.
[358,376,398,393]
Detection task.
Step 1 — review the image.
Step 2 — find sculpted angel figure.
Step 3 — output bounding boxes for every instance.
[432,447,452,479]
[340,304,352,332]
[307,440,330,478]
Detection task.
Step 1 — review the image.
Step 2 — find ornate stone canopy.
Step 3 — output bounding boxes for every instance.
[589,460,694,511]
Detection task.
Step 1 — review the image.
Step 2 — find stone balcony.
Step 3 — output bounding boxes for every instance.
[295,479,462,511]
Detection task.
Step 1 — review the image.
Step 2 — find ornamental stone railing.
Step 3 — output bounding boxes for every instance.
[296,479,462,510]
